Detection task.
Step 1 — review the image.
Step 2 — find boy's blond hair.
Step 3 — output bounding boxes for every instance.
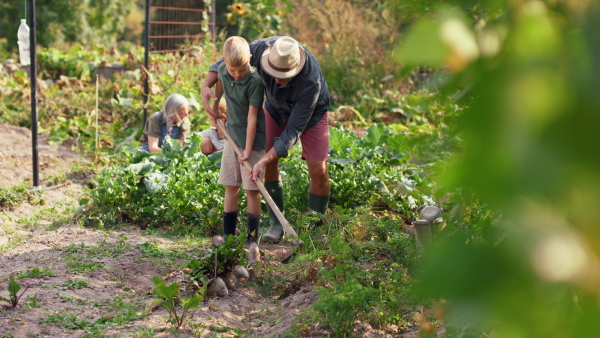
[223,36,251,67]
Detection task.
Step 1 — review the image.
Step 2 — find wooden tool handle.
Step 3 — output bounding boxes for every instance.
[216,119,298,241]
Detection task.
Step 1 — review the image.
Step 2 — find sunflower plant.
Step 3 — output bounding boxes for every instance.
[226,0,291,41]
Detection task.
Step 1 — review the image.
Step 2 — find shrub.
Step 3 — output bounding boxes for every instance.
[85,135,224,231]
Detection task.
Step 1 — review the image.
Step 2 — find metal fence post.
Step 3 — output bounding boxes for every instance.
[143,0,150,127]
[29,0,39,187]
[211,0,216,43]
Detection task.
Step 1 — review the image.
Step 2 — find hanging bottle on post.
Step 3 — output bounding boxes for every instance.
[17,19,30,66]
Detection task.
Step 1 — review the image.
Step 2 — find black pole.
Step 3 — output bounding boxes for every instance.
[211,0,216,43]
[29,0,39,187]
[143,0,150,126]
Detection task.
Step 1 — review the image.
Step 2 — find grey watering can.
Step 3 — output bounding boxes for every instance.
[413,205,445,255]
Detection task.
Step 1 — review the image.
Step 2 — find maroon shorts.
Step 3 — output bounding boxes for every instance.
[264,105,329,161]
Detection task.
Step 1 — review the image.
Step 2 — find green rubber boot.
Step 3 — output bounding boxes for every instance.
[261,181,284,242]
[308,193,329,228]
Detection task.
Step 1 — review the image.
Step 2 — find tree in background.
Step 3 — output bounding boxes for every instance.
[0,0,133,56]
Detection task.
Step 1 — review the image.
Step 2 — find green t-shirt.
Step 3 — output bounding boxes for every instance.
[218,63,266,150]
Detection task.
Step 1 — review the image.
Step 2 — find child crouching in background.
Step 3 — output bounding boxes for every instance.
[200,101,227,154]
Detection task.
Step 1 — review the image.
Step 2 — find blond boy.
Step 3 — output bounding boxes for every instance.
[211,37,266,249]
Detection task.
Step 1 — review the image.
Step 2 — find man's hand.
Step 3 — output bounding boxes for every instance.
[201,83,216,116]
[211,101,222,120]
[246,168,258,186]
[201,72,219,115]
[251,160,267,182]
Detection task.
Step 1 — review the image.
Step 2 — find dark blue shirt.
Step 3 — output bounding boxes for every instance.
[210,36,330,158]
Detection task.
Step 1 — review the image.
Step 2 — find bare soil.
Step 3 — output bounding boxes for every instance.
[0,124,321,337]
[0,124,407,337]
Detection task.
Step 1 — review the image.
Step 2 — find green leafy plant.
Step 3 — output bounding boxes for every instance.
[40,312,91,330]
[187,234,247,286]
[0,184,44,211]
[313,280,377,336]
[61,279,90,290]
[86,134,224,231]
[16,267,55,279]
[55,292,87,305]
[151,276,204,329]
[281,206,420,336]
[282,124,435,221]
[64,254,104,274]
[24,295,41,309]
[86,235,131,258]
[0,276,28,308]
[37,46,100,80]
[41,307,146,333]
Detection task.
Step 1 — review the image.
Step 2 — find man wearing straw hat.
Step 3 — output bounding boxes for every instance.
[201,36,330,243]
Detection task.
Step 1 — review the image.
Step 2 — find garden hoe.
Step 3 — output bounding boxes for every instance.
[215,118,300,264]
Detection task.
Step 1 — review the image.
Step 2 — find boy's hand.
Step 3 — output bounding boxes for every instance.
[238,150,251,165]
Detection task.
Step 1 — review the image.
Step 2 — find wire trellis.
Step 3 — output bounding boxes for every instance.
[149,0,215,53]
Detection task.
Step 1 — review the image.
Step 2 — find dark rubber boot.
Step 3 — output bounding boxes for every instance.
[308,193,329,228]
[223,211,238,240]
[246,212,259,248]
[262,181,284,242]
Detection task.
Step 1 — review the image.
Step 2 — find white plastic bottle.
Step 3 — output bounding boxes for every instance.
[17,19,30,66]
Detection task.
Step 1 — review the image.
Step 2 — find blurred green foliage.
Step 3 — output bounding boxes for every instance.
[398,0,600,336]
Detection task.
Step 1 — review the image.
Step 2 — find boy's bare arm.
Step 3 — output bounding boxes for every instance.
[241,105,260,163]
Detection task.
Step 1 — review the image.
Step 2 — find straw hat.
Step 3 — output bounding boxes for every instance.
[260,37,306,79]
